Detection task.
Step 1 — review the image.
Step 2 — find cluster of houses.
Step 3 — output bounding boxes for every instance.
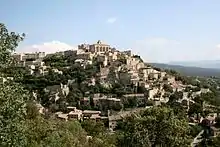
[13,40,214,132]
[55,106,107,122]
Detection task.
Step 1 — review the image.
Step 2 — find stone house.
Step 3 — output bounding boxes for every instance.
[12,53,23,62]
[148,88,159,100]
[97,54,108,67]
[139,69,148,81]
[55,112,68,121]
[77,48,86,54]
[92,94,121,110]
[126,57,140,71]
[152,72,160,80]
[99,67,110,81]
[159,72,167,80]
[106,51,118,62]
[136,62,145,70]
[67,107,83,121]
[82,110,102,121]
[128,70,140,84]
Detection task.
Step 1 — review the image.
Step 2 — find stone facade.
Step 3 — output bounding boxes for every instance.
[89,40,111,53]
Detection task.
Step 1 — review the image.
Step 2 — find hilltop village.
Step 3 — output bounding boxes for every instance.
[9,40,217,133]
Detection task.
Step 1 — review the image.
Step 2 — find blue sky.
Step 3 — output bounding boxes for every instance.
[1,0,220,63]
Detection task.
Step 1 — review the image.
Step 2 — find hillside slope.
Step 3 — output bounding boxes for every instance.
[169,60,220,69]
[150,63,220,77]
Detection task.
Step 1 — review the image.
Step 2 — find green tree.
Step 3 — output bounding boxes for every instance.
[206,134,220,147]
[88,133,117,147]
[0,82,29,147]
[26,101,40,119]
[163,83,173,93]
[81,120,106,136]
[0,23,28,146]
[0,23,25,66]
[25,116,89,147]
[117,106,192,147]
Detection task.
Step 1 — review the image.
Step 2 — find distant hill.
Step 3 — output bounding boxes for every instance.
[150,63,220,77]
[169,60,220,69]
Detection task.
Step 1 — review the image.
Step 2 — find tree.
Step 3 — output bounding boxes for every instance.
[0,23,28,146]
[81,120,106,136]
[26,101,40,119]
[0,82,29,146]
[163,83,173,93]
[25,116,89,147]
[88,133,117,147]
[117,106,192,147]
[0,23,25,66]
[168,91,183,103]
[188,102,203,117]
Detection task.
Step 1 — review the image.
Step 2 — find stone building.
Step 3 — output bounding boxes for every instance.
[78,44,90,51]
[89,40,111,53]
[97,54,108,67]
[76,52,94,61]
[13,52,45,62]
[106,52,118,62]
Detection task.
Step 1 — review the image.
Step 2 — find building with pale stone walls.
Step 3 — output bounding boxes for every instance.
[89,40,111,54]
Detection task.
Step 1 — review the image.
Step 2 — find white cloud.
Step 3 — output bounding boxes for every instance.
[216,44,220,48]
[16,41,76,54]
[106,17,117,24]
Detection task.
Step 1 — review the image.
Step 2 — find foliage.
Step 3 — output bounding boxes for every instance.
[0,82,29,147]
[25,116,89,147]
[188,102,203,116]
[0,23,29,146]
[43,54,69,67]
[26,101,40,119]
[117,106,192,147]
[88,133,117,147]
[206,135,220,147]
[163,83,173,93]
[0,23,25,66]
[189,125,203,137]
[81,120,106,136]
